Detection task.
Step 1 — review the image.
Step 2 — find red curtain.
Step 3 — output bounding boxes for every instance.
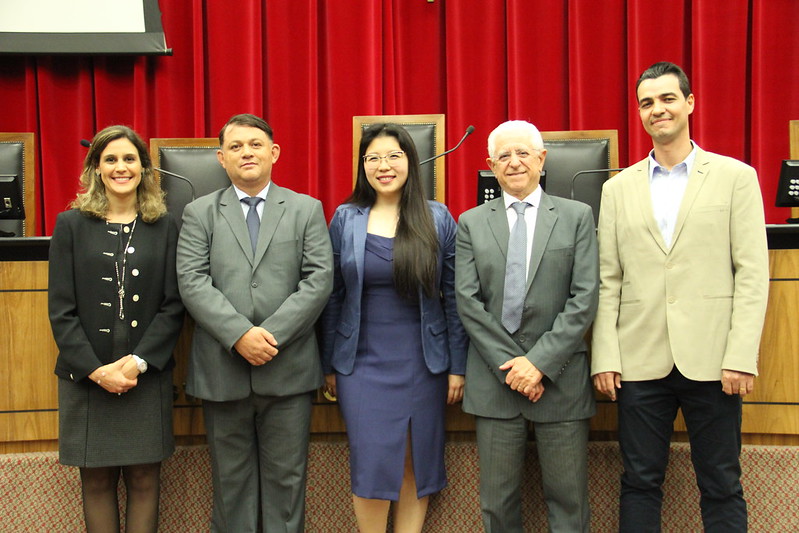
[1,0,797,234]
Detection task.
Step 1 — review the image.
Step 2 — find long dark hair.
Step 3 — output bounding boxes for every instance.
[347,123,438,300]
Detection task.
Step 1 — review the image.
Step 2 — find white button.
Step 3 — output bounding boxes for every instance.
[123,226,130,233]
[127,246,135,254]
[132,294,140,302]
[131,269,139,276]
[131,320,138,328]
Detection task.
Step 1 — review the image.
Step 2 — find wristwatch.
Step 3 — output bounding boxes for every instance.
[131,354,148,374]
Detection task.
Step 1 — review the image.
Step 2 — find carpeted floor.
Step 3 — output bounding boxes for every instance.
[2,441,797,532]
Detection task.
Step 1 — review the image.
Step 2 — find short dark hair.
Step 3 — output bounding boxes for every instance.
[636,61,692,99]
[218,113,274,145]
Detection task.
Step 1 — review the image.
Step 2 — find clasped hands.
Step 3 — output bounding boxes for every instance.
[89,355,140,394]
[500,357,544,402]
[234,326,279,366]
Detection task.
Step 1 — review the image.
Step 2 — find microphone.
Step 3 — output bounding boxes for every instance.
[154,167,196,201]
[570,168,625,200]
[80,139,91,148]
[420,125,475,165]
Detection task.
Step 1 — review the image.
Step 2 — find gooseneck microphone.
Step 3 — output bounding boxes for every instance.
[420,125,476,165]
[569,168,625,200]
[154,168,197,201]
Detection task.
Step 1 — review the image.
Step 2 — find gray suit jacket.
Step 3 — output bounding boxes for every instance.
[455,192,598,422]
[176,183,333,401]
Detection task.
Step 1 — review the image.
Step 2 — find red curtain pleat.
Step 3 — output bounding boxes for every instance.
[0,0,797,233]
[750,0,799,223]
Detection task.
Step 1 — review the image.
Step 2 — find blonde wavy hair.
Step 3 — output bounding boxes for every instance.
[71,125,166,223]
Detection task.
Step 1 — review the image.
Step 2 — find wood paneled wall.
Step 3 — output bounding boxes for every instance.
[2,244,798,453]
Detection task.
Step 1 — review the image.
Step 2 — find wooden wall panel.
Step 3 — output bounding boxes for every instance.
[2,245,798,451]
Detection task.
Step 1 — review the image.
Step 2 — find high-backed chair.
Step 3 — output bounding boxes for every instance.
[353,114,446,203]
[477,129,619,224]
[149,138,230,230]
[0,133,36,237]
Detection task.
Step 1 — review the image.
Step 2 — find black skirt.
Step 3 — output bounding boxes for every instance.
[58,369,174,468]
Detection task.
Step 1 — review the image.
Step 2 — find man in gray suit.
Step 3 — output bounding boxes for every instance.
[455,120,599,532]
[177,113,333,532]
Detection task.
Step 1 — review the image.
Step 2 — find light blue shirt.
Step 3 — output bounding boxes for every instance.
[233,182,271,221]
[648,143,697,248]
[503,186,541,280]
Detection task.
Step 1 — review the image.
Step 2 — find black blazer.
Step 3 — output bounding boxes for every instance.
[49,209,184,382]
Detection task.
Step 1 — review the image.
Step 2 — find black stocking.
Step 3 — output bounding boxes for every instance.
[122,462,162,533]
[80,466,121,533]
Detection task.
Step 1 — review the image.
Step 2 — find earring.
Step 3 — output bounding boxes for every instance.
[95,170,101,176]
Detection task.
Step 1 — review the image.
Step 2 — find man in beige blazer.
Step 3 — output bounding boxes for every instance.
[591,62,769,532]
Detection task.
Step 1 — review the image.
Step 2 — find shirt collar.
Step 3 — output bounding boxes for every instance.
[648,141,698,182]
[503,185,541,210]
[233,181,271,201]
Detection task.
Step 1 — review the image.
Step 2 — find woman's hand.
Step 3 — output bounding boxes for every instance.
[323,373,337,401]
[447,374,465,405]
[120,355,140,380]
[88,355,138,394]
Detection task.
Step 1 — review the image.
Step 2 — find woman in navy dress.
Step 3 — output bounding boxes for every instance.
[321,123,467,532]
[48,126,184,532]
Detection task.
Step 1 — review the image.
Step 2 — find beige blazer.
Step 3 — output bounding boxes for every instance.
[591,147,769,381]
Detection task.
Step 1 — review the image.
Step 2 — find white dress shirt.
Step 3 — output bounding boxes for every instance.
[648,143,697,248]
[503,186,541,280]
[234,182,271,221]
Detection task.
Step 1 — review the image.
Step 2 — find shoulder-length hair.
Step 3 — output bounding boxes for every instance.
[347,123,439,300]
[71,125,166,223]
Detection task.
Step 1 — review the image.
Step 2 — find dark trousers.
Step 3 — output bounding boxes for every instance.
[617,367,746,532]
[203,392,312,533]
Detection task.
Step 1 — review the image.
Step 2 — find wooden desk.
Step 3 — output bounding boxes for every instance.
[2,227,798,452]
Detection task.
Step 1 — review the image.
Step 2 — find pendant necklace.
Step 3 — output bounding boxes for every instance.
[113,215,138,320]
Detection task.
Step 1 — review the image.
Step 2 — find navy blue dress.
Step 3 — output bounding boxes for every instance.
[337,233,448,500]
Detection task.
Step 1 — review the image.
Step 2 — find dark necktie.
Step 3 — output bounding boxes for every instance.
[241,196,264,252]
[502,201,529,333]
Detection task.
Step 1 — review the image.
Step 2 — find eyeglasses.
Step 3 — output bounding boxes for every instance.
[363,151,406,167]
[494,149,537,164]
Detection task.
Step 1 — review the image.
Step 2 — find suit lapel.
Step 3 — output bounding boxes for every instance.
[353,205,369,283]
[487,198,510,260]
[631,160,669,254]
[219,187,254,264]
[527,192,555,291]
[670,148,710,248]
[254,184,286,267]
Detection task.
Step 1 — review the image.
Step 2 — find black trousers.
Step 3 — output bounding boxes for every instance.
[617,366,746,532]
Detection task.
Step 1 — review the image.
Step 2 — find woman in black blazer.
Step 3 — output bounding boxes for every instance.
[48,125,184,532]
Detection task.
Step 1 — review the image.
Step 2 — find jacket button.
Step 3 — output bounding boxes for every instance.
[251,282,259,288]
[131,320,138,328]
[131,269,140,276]
[132,294,140,302]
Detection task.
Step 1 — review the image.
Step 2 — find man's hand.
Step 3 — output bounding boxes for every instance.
[499,357,544,402]
[721,369,755,397]
[447,374,465,405]
[593,371,621,401]
[234,327,279,366]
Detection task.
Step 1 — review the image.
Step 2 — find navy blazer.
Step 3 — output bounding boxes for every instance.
[321,201,467,376]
